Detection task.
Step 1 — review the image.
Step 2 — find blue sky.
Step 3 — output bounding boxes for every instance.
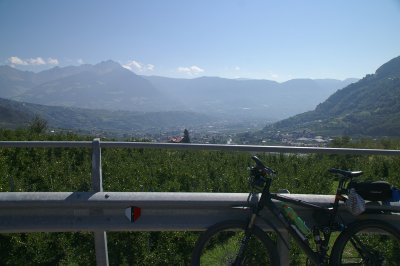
[1,0,399,82]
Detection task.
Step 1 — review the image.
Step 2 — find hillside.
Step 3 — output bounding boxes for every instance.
[0,99,32,129]
[266,56,400,137]
[0,97,213,135]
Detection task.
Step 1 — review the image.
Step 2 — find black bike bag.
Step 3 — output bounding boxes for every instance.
[348,181,393,201]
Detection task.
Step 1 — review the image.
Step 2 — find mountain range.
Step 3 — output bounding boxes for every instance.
[145,76,357,121]
[10,56,400,138]
[3,61,179,112]
[0,61,356,123]
[265,55,400,137]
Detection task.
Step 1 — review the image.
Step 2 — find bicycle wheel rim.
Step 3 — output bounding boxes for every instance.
[332,220,400,266]
[192,220,279,266]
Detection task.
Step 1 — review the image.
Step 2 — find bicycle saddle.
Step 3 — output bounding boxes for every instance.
[328,168,363,178]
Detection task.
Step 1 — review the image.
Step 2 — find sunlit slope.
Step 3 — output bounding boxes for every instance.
[267,56,400,136]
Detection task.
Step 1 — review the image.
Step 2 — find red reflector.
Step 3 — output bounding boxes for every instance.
[132,207,141,222]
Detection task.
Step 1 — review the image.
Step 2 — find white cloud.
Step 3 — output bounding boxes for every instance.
[8,56,59,66]
[77,58,84,65]
[47,57,59,65]
[123,60,155,73]
[147,64,155,71]
[129,60,142,71]
[9,56,28,65]
[27,57,46,65]
[177,65,204,75]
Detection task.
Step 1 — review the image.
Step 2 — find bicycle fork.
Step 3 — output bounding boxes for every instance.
[232,213,258,265]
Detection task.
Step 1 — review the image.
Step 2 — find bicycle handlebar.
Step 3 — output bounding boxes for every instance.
[251,156,276,176]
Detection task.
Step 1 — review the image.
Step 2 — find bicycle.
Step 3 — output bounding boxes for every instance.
[191,156,400,265]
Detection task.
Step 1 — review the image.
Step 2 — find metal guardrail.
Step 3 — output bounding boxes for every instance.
[2,140,400,155]
[1,139,400,266]
[1,192,399,233]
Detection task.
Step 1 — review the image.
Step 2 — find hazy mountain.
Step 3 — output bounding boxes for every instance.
[33,64,94,84]
[0,64,97,98]
[266,56,400,137]
[0,65,37,98]
[15,61,181,112]
[0,97,213,134]
[145,76,357,121]
[1,60,356,123]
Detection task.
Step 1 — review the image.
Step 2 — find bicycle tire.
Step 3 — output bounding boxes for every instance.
[330,219,400,266]
[191,220,280,266]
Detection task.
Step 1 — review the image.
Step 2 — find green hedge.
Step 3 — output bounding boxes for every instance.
[0,130,399,265]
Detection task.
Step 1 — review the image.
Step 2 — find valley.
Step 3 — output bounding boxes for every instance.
[1,56,400,145]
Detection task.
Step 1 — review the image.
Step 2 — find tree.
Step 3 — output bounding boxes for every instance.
[182,129,190,143]
[28,115,48,134]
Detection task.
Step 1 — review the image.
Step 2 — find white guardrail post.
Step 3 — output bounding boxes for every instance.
[91,138,109,266]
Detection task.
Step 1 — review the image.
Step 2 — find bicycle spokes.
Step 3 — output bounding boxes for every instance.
[340,232,396,265]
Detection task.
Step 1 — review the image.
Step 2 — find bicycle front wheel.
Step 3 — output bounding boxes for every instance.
[191,220,279,266]
[330,219,400,265]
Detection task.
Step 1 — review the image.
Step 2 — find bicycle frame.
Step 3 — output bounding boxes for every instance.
[224,156,400,266]
[248,177,343,265]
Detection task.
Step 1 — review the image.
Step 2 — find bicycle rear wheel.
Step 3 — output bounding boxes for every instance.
[191,220,279,266]
[330,219,400,265]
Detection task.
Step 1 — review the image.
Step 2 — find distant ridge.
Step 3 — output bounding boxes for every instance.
[266,56,400,137]
[0,61,356,121]
[13,60,179,112]
[0,97,213,134]
[144,75,356,120]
